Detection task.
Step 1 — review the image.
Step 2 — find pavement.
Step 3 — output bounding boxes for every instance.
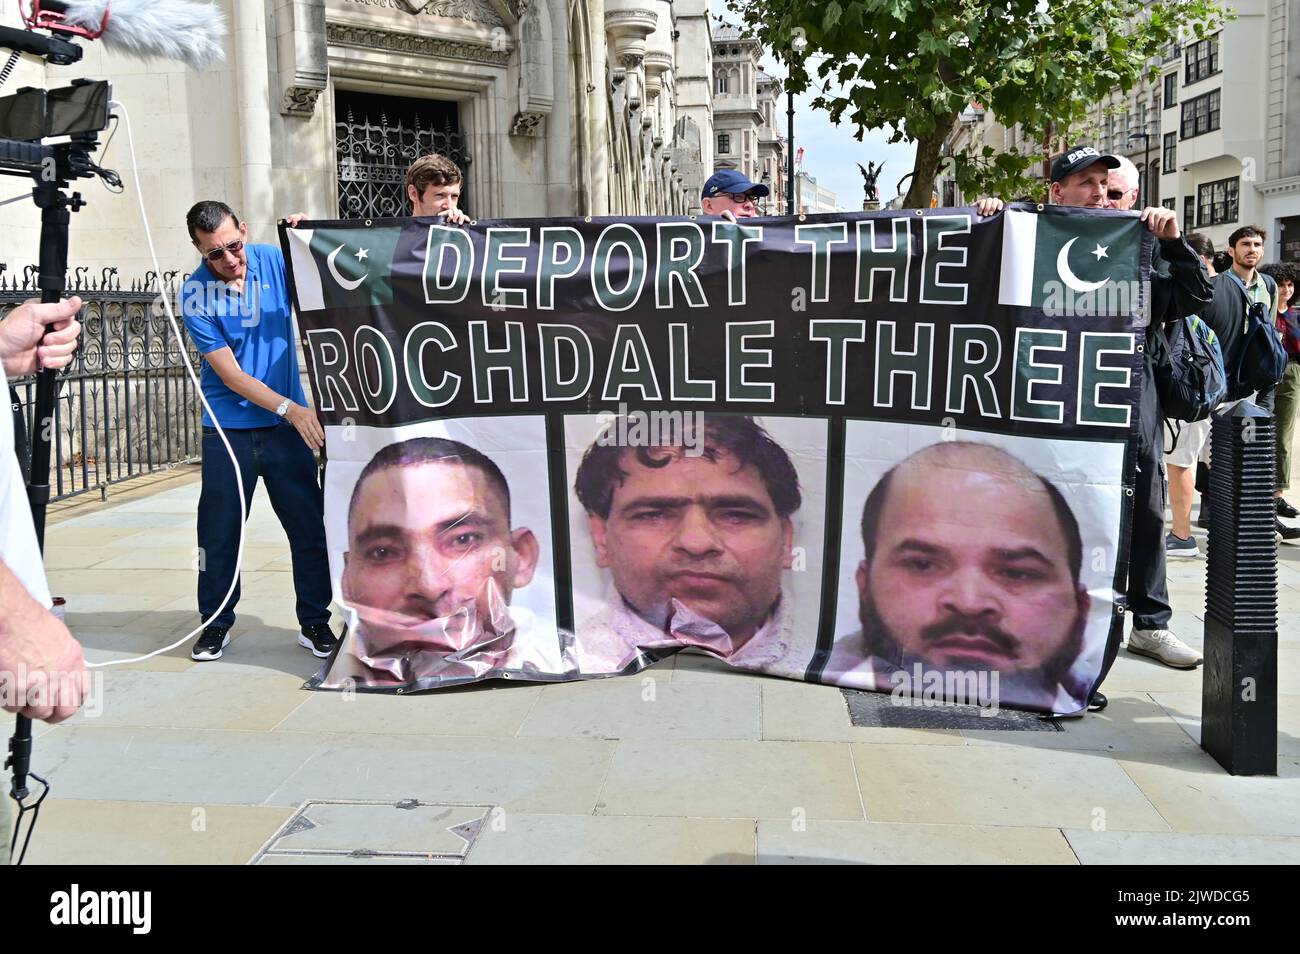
[15,464,1300,864]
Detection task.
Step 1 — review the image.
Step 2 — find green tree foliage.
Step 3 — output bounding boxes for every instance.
[725,0,1226,207]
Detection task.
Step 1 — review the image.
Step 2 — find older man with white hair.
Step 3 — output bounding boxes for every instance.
[1106,155,1142,211]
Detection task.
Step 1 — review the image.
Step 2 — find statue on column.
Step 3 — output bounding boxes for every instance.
[857,161,884,203]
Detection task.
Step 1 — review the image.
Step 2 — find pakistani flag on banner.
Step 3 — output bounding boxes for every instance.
[998,209,1142,312]
[287,226,402,313]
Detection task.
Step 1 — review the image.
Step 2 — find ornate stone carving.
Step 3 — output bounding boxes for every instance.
[279,1,328,119]
[326,22,511,64]
[510,111,545,136]
[344,0,505,27]
[282,85,325,117]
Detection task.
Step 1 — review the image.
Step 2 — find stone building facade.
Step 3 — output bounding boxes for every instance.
[0,0,715,277]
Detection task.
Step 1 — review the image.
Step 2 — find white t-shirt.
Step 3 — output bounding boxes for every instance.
[1,364,52,608]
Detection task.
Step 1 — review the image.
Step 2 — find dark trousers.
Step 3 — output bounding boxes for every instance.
[197,422,332,630]
[1128,361,1173,632]
[1095,355,1172,692]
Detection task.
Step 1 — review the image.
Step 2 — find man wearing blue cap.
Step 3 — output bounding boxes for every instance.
[701,170,770,220]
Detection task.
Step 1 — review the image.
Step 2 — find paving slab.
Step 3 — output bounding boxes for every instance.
[1116,751,1300,836]
[32,725,329,805]
[851,743,1169,831]
[521,677,761,740]
[279,682,543,737]
[596,739,862,820]
[757,820,1079,864]
[25,800,294,865]
[467,814,757,864]
[93,545,286,572]
[1064,829,1300,864]
[1150,690,1300,756]
[962,692,1200,754]
[63,669,308,732]
[267,735,616,814]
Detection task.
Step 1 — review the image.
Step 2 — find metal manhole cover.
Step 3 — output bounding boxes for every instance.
[841,689,1062,731]
[250,799,495,865]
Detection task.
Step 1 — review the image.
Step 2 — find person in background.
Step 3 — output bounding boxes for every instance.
[180,201,340,661]
[1259,262,1300,530]
[405,153,471,224]
[1164,232,1217,558]
[700,170,768,222]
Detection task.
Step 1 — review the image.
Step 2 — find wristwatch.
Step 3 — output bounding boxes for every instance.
[275,399,291,417]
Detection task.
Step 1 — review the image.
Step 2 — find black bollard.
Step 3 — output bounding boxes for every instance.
[1201,402,1278,775]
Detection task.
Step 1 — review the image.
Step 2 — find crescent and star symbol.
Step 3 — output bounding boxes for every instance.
[1056,237,1110,293]
[326,244,368,291]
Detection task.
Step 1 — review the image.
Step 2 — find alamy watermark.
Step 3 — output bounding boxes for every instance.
[594,404,706,456]
[889,664,1001,716]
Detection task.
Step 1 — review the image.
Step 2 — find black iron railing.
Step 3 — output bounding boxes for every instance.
[3,265,203,502]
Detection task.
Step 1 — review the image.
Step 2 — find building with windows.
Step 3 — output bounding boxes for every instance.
[942,2,1300,259]
[710,22,786,212]
[794,172,838,214]
[0,0,717,275]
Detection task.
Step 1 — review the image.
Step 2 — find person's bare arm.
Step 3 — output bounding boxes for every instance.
[0,559,87,723]
[203,347,324,450]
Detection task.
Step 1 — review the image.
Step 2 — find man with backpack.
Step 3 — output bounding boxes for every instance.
[1204,227,1284,395]
[1201,227,1292,540]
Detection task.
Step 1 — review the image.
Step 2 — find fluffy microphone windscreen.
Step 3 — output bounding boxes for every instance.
[60,0,228,72]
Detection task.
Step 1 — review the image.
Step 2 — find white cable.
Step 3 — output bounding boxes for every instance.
[87,99,248,668]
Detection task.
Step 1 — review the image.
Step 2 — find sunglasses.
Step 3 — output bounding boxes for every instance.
[202,238,245,262]
[723,191,759,203]
[1107,188,1134,201]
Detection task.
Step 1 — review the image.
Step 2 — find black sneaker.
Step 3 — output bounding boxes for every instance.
[1278,520,1300,544]
[192,626,231,661]
[1279,498,1299,518]
[298,622,339,658]
[1088,691,1108,712]
[1195,511,1211,530]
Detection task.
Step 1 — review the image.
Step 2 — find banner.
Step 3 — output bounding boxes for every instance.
[281,205,1150,714]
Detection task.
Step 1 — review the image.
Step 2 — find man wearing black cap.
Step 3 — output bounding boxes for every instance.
[976,146,1212,701]
[701,170,770,221]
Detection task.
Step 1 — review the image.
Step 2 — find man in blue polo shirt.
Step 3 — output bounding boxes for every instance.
[180,200,337,661]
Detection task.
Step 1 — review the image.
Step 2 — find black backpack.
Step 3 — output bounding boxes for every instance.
[1151,314,1227,423]
[1230,298,1288,399]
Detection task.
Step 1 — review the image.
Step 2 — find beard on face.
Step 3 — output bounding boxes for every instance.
[856,590,1087,703]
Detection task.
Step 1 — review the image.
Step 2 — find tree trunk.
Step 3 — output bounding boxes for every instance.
[904,112,959,209]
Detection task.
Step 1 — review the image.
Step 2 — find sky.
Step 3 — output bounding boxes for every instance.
[707,2,918,210]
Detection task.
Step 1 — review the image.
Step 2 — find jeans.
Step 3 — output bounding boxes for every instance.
[197,421,331,630]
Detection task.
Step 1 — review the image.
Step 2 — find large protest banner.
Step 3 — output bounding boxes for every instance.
[280,205,1150,714]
